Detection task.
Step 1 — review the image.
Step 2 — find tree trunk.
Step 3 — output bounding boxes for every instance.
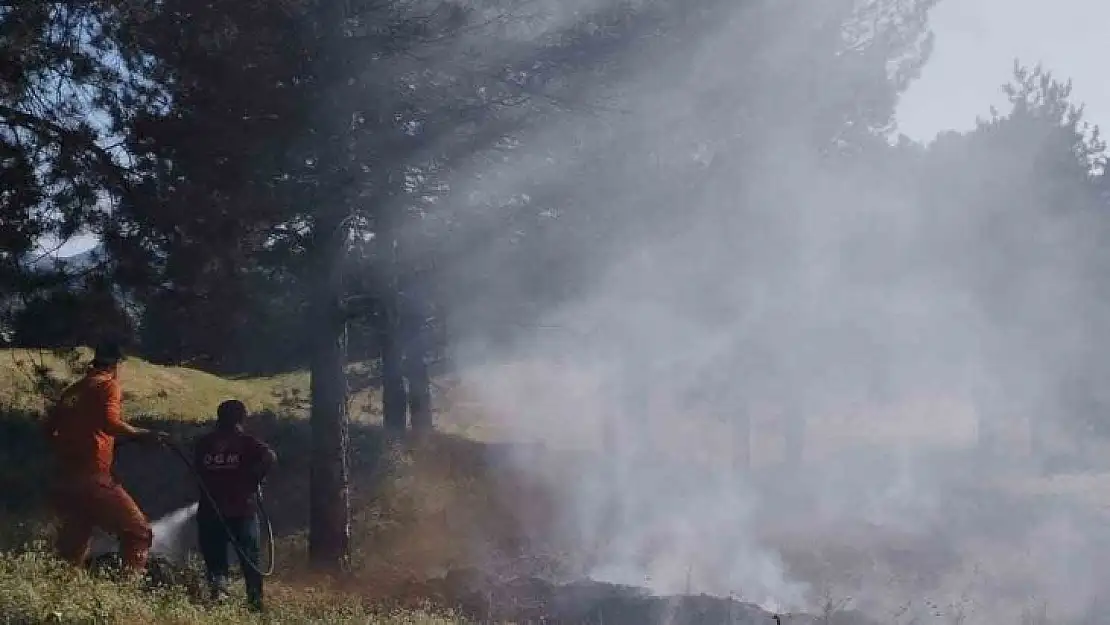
[403,285,433,432]
[379,290,408,433]
[306,0,356,571]
[405,346,432,432]
[308,253,351,570]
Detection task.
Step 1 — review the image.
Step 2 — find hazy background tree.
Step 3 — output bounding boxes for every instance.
[918,63,1108,469]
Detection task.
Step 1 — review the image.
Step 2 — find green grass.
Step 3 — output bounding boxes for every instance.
[0,348,311,422]
[0,548,460,625]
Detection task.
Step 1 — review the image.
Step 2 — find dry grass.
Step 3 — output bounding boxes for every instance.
[0,349,476,435]
[0,348,310,421]
[0,547,461,624]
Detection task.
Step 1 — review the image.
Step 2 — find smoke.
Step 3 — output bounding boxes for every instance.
[435,0,922,612]
[390,0,1110,622]
[150,503,200,565]
[89,503,199,567]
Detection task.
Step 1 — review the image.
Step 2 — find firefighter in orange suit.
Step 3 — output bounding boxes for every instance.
[41,342,168,573]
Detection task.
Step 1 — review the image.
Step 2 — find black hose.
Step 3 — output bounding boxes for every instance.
[164,440,276,577]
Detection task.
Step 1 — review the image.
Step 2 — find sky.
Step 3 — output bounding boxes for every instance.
[52,233,97,257]
[897,0,1110,142]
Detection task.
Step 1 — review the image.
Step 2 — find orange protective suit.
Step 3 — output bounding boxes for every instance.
[42,369,152,572]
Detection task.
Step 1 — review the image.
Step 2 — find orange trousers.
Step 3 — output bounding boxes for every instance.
[51,475,153,573]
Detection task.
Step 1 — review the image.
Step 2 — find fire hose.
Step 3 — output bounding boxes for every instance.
[164,439,276,577]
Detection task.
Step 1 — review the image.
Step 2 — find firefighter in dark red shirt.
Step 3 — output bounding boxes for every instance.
[193,399,276,611]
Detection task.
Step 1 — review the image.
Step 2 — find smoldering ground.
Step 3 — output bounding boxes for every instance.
[396,0,1110,623]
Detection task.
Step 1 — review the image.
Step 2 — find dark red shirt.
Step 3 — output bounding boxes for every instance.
[194,428,273,517]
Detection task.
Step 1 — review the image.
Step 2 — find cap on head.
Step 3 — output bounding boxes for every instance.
[91,341,125,368]
[216,399,248,428]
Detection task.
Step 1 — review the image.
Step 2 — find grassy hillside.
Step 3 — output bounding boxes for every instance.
[0,348,310,421]
[0,348,507,443]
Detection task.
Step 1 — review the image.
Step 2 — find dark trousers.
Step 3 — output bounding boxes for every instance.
[196,507,263,610]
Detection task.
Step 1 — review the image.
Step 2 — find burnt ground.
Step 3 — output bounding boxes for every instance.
[387,568,877,625]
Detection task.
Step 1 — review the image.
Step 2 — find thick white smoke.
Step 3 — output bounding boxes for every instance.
[418,0,1110,622]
